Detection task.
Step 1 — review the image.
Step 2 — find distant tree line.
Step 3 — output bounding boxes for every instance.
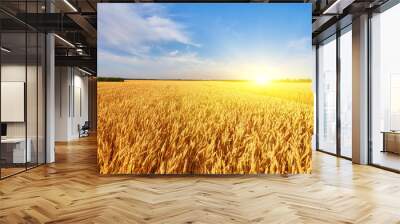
[97,77,312,83]
[272,78,312,83]
[97,77,125,82]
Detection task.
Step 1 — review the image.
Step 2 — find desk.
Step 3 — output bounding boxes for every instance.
[1,138,31,163]
[381,131,400,154]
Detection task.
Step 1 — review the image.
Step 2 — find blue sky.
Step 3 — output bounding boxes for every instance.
[98,3,312,80]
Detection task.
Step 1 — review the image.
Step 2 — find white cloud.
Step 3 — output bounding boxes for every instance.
[98,4,199,58]
[98,49,226,79]
[97,4,312,80]
[169,50,179,56]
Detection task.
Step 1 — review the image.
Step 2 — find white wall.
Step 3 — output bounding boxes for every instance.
[55,66,70,141]
[72,72,89,137]
[55,67,89,141]
[1,64,26,81]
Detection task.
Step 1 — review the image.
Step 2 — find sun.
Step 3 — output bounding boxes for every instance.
[254,74,270,85]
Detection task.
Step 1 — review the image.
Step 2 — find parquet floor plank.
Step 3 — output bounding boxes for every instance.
[1,136,400,223]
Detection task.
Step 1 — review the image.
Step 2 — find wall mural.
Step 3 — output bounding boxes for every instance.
[97,3,313,174]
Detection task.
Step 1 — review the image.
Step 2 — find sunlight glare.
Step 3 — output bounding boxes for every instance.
[254,75,270,85]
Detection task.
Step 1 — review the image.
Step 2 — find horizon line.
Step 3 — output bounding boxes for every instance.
[97,77,312,82]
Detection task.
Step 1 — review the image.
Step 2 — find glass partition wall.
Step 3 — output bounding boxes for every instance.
[339,27,352,159]
[0,3,46,179]
[317,35,337,155]
[370,3,400,171]
[317,0,400,171]
[0,31,27,177]
[316,25,352,159]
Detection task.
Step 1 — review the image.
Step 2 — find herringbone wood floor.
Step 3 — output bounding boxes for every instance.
[1,136,400,224]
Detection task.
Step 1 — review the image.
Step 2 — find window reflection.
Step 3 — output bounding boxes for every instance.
[340,28,352,158]
[371,3,400,171]
[318,36,337,154]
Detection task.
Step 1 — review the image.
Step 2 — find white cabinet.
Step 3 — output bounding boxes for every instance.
[1,138,32,163]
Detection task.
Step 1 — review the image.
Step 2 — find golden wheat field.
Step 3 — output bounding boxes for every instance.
[97,80,314,175]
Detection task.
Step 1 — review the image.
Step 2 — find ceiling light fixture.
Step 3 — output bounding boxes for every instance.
[76,48,84,55]
[78,67,92,76]
[63,0,78,12]
[54,34,75,48]
[1,47,11,53]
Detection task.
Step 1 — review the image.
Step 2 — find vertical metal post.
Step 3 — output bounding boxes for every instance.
[44,29,47,164]
[25,0,28,171]
[36,0,39,167]
[316,44,320,151]
[0,23,2,179]
[336,28,341,157]
[367,11,373,164]
[352,14,370,164]
[45,0,56,163]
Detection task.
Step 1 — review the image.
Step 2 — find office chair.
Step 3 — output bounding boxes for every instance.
[79,121,90,138]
